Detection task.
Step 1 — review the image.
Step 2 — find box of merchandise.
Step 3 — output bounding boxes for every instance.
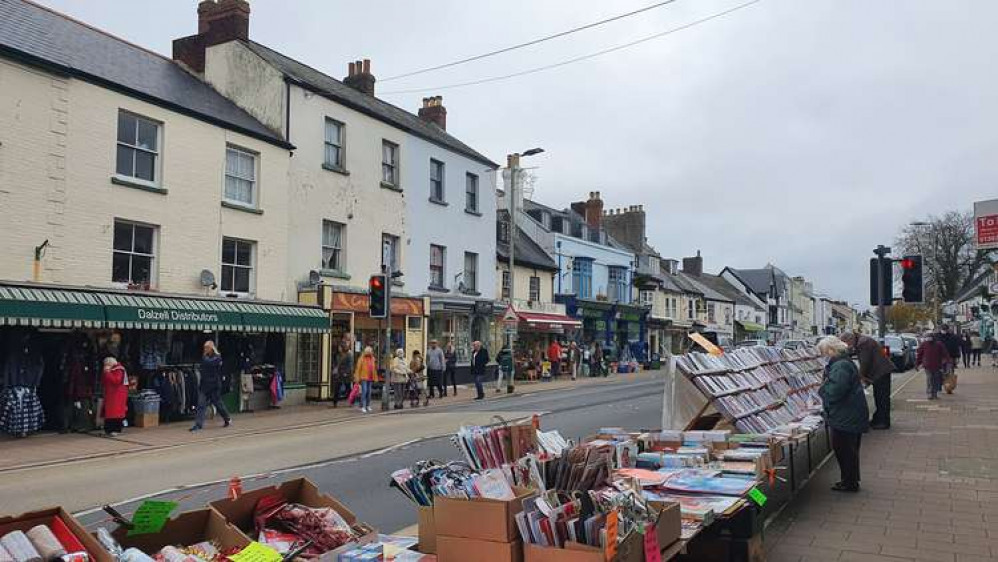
[437,535,523,562]
[524,541,601,562]
[433,486,535,543]
[0,506,113,562]
[209,477,377,561]
[110,508,249,557]
[638,431,684,452]
[417,506,435,554]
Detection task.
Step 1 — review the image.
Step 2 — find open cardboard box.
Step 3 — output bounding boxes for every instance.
[0,507,113,562]
[433,486,535,543]
[417,505,435,554]
[648,501,683,551]
[110,509,249,555]
[209,477,376,561]
[437,535,523,562]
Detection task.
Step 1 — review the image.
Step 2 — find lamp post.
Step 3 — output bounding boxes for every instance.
[505,148,544,393]
[910,221,940,324]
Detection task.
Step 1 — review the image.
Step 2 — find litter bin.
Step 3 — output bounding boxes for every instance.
[130,393,160,428]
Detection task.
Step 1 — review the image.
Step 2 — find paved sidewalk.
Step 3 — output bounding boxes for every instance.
[766,366,998,562]
[1,370,658,472]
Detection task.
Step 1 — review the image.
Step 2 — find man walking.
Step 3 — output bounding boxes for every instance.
[547,339,562,379]
[495,344,512,393]
[471,340,489,400]
[916,331,947,400]
[568,342,581,381]
[425,339,446,399]
[841,332,894,430]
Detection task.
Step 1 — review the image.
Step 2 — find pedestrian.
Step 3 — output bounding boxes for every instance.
[353,346,376,413]
[594,342,606,377]
[425,339,446,399]
[916,332,947,400]
[970,332,983,366]
[840,332,893,430]
[547,339,562,379]
[817,336,869,493]
[494,344,512,393]
[581,343,591,377]
[409,350,427,407]
[390,348,410,410]
[960,333,972,369]
[101,357,128,437]
[939,325,962,393]
[569,342,581,381]
[331,340,354,408]
[190,340,231,432]
[444,342,458,396]
[471,340,489,400]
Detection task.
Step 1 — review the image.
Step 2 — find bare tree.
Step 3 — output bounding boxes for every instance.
[896,211,994,302]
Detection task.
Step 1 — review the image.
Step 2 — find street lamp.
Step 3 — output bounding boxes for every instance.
[910,221,940,324]
[505,147,544,394]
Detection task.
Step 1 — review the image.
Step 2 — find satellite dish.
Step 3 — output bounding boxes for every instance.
[309,270,322,286]
[199,269,216,288]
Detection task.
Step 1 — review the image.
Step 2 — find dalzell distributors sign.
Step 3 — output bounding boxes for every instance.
[975,199,998,251]
[137,308,219,323]
[103,302,241,329]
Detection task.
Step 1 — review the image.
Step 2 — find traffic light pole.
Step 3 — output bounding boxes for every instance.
[382,274,392,412]
[874,245,891,338]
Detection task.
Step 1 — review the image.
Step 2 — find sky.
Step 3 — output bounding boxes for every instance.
[36,0,998,307]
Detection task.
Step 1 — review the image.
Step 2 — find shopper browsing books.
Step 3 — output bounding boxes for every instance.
[817,336,869,493]
[840,332,893,429]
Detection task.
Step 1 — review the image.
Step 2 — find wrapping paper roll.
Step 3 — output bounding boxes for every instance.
[120,548,154,562]
[25,527,65,562]
[0,543,16,562]
[0,531,42,562]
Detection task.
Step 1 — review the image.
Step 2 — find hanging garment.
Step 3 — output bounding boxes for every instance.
[269,370,285,406]
[0,387,45,437]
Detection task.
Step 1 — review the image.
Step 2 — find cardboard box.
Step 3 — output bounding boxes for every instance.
[417,506,435,554]
[436,535,522,562]
[0,507,113,562]
[110,509,249,554]
[433,487,534,543]
[652,501,682,550]
[209,477,377,559]
[133,412,159,428]
[525,541,601,562]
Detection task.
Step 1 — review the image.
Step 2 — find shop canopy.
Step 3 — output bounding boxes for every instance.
[736,320,766,332]
[0,284,328,333]
[517,310,583,330]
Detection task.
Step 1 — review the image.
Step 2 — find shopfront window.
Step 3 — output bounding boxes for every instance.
[454,315,471,363]
[296,333,321,384]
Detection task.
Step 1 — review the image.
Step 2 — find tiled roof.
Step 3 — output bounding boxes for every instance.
[497,227,558,272]
[243,41,497,168]
[0,0,288,147]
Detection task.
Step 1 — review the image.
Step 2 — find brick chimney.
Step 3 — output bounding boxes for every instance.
[682,250,704,276]
[343,59,376,96]
[173,0,250,73]
[601,204,646,251]
[584,191,603,230]
[417,96,447,130]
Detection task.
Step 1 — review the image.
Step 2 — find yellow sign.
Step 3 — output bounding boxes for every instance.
[229,542,282,562]
[688,332,723,356]
[604,509,619,561]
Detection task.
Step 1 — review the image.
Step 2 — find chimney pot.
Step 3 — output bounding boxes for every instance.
[174,0,250,73]
[362,59,371,73]
[344,58,376,95]
[417,94,447,129]
[348,62,356,76]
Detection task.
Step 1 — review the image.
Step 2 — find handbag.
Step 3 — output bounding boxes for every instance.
[347,383,361,405]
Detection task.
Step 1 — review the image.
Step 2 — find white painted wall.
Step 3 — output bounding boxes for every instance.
[552,234,634,301]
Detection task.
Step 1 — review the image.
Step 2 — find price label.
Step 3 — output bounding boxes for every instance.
[604,509,619,561]
[643,523,662,562]
[748,487,768,507]
[229,542,282,562]
[127,500,177,536]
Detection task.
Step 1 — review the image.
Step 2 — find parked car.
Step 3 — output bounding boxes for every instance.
[882,335,909,372]
[737,339,767,348]
[899,334,919,370]
[779,339,808,350]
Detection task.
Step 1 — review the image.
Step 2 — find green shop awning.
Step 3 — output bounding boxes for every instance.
[737,321,765,332]
[0,285,105,328]
[236,302,329,333]
[99,293,243,331]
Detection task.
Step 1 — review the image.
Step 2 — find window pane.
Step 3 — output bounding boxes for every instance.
[134,150,155,181]
[115,145,134,176]
[322,248,338,270]
[234,267,251,293]
[113,222,132,251]
[221,265,234,291]
[112,253,130,283]
[236,241,252,266]
[131,255,152,284]
[132,225,154,254]
[117,112,136,144]
[222,239,236,264]
[136,119,157,151]
[225,177,253,205]
[241,152,255,180]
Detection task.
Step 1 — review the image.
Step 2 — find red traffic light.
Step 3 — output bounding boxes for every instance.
[900,258,916,270]
[370,277,383,289]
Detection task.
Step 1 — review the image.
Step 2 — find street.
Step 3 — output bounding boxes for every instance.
[1,376,665,534]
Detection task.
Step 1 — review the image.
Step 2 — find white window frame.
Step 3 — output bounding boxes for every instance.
[640,290,654,307]
[112,219,158,288]
[466,172,479,213]
[224,145,258,208]
[221,237,255,296]
[324,118,345,170]
[430,159,445,202]
[430,244,446,288]
[382,233,400,274]
[463,251,478,293]
[321,220,345,273]
[382,140,399,187]
[529,276,541,302]
[501,270,511,300]
[115,110,161,185]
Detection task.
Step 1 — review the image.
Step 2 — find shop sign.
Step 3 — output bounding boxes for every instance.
[618,311,642,322]
[105,306,240,327]
[580,308,605,319]
[975,199,998,250]
[332,292,423,316]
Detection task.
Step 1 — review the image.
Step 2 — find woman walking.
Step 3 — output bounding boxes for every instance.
[916,332,947,400]
[960,333,973,369]
[331,340,355,408]
[101,357,129,437]
[190,341,231,432]
[971,332,983,367]
[818,336,869,493]
[353,346,376,413]
[390,348,410,410]
[408,350,427,407]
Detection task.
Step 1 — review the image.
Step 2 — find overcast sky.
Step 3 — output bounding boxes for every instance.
[38,0,998,307]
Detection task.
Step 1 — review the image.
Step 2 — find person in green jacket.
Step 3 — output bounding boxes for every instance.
[818,336,870,493]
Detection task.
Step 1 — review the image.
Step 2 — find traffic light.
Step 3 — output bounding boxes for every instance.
[900,255,923,304]
[869,257,893,306]
[369,274,389,318]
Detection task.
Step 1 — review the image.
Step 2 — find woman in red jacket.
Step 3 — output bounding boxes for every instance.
[101,357,129,436]
[916,332,948,400]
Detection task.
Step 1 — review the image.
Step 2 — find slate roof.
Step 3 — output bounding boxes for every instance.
[694,273,762,309]
[497,227,558,272]
[670,273,704,296]
[243,41,497,168]
[678,273,733,303]
[726,268,776,298]
[0,0,289,148]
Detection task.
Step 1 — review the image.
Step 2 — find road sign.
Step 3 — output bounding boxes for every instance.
[503,304,518,323]
[974,199,998,250]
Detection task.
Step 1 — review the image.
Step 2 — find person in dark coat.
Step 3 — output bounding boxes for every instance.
[841,332,893,430]
[470,340,489,400]
[191,340,231,432]
[938,325,962,393]
[916,332,948,400]
[444,343,458,396]
[331,340,354,408]
[960,333,973,369]
[818,336,869,493]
